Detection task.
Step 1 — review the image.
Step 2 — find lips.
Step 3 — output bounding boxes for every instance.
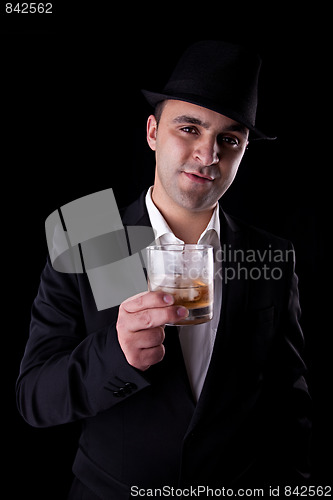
[183,172,214,184]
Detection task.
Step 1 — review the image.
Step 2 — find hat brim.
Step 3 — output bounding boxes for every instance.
[141,89,276,141]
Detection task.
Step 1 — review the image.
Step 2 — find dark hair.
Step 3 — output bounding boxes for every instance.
[154,100,167,127]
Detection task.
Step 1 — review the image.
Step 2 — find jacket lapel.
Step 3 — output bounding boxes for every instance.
[185,207,249,436]
[121,190,151,227]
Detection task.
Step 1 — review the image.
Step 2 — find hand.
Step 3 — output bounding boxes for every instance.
[117,291,189,371]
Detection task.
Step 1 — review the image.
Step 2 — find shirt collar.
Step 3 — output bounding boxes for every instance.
[145,186,220,248]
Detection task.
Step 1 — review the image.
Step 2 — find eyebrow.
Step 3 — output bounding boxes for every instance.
[172,115,211,129]
[172,114,249,138]
[223,123,249,138]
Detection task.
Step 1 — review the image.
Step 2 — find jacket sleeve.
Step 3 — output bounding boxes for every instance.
[16,258,150,428]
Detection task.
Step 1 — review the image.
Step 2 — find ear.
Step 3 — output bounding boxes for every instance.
[146,115,158,151]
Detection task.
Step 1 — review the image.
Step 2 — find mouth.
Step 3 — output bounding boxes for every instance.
[183,172,214,184]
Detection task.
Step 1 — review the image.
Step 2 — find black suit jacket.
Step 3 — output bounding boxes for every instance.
[16,191,312,499]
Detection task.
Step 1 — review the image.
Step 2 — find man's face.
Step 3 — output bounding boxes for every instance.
[147,100,249,213]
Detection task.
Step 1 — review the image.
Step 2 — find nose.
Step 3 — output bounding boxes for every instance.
[193,137,219,166]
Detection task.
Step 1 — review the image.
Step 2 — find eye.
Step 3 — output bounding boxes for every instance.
[219,136,239,146]
[180,126,198,135]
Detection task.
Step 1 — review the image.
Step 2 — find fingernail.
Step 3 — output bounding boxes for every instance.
[177,306,189,318]
[163,294,174,304]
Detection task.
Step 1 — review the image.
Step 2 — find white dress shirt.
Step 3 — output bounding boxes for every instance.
[145,187,222,402]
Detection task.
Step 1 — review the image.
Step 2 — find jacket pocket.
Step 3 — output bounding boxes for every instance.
[72,447,130,500]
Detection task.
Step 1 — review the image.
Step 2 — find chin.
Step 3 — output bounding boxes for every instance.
[178,193,216,212]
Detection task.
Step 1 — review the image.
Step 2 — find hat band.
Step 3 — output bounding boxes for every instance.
[157,89,256,130]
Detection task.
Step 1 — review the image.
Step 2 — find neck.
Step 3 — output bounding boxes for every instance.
[151,188,216,244]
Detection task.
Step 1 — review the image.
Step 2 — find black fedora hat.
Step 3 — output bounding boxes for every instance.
[142,40,275,140]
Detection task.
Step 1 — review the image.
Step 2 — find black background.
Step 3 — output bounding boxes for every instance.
[2,3,330,497]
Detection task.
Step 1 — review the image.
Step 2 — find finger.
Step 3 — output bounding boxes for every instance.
[132,327,165,350]
[139,344,165,371]
[122,291,174,314]
[127,305,188,331]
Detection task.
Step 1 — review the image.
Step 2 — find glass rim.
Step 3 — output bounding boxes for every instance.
[146,244,213,252]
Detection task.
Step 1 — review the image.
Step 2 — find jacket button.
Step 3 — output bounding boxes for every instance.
[112,382,137,397]
[113,390,125,398]
[125,382,137,393]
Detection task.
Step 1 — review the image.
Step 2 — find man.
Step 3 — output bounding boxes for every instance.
[16,41,312,499]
